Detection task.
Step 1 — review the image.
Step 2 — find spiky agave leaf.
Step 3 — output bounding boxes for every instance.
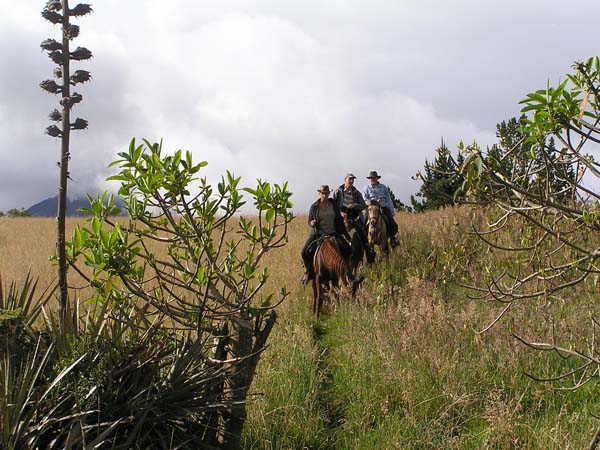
[0,273,56,329]
[0,340,51,449]
[0,341,90,449]
[92,333,232,448]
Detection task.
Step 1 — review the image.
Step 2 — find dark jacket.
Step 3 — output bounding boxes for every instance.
[308,199,347,236]
[332,184,367,213]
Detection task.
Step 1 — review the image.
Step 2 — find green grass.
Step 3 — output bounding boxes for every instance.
[242,207,600,449]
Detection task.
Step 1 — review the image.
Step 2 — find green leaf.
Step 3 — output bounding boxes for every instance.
[265,208,275,223]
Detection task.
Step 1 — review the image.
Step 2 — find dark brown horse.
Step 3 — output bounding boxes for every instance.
[311,236,361,316]
[342,211,365,272]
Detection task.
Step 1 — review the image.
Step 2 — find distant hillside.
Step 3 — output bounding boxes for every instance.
[27,195,124,217]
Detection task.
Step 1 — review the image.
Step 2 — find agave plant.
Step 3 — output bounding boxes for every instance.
[40,0,93,326]
[0,276,90,450]
[0,274,55,359]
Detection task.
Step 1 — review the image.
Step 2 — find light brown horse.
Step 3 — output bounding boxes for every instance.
[366,200,389,255]
[311,236,360,316]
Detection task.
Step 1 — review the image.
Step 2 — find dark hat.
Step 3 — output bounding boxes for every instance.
[366,170,382,179]
[345,173,356,179]
[318,184,331,193]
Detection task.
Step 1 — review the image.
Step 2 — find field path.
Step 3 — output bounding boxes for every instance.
[311,321,346,438]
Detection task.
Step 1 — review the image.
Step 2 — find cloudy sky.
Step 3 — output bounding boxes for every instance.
[1,1,597,212]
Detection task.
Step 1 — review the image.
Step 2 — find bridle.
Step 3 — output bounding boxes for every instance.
[367,204,382,232]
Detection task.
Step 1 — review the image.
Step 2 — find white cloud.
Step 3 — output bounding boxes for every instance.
[0,0,597,211]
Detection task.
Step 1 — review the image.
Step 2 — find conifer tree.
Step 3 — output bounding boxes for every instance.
[411,141,465,211]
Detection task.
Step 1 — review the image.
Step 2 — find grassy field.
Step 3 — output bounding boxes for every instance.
[1,207,599,449]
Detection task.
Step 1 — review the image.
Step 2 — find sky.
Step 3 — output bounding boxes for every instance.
[0,1,597,213]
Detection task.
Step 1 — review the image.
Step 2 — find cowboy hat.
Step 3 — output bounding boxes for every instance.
[366,170,382,179]
[317,184,331,193]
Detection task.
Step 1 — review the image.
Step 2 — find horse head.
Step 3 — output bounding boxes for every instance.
[341,211,351,230]
[366,200,389,254]
[367,200,382,234]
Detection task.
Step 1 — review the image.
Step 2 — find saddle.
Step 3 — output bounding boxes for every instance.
[308,235,351,261]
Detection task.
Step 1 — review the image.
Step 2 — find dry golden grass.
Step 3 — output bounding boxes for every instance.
[3,208,599,448]
[0,207,530,316]
[0,215,310,314]
[0,217,79,288]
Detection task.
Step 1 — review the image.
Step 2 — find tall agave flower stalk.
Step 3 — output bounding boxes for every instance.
[40,0,92,327]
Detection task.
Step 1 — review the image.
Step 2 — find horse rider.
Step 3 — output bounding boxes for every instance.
[301,185,352,284]
[363,170,400,248]
[332,173,376,263]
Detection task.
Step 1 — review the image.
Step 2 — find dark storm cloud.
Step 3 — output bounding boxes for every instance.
[0,0,598,212]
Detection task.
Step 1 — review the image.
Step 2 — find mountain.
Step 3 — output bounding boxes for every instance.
[27,195,124,217]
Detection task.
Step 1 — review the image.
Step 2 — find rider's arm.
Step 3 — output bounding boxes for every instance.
[308,202,317,227]
[355,189,367,211]
[332,187,340,206]
[363,185,373,202]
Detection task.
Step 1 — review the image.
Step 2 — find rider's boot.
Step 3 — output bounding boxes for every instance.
[390,235,400,248]
[366,244,376,263]
[300,265,315,285]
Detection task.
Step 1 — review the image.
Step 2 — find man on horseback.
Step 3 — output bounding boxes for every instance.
[363,170,400,248]
[332,173,376,263]
[301,185,352,285]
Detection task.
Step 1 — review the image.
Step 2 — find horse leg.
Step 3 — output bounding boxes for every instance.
[319,280,330,315]
[315,276,326,316]
[312,276,319,315]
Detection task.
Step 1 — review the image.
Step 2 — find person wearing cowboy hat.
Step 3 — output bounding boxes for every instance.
[300,184,352,284]
[363,170,399,248]
[332,173,376,263]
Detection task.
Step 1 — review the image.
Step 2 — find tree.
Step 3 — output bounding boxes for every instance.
[67,139,294,448]
[6,208,30,217]
[468,115,576,204]
[462,56,600,447]
[411,141,466,211]
[389,189,412,212]
[40,0,92,327]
